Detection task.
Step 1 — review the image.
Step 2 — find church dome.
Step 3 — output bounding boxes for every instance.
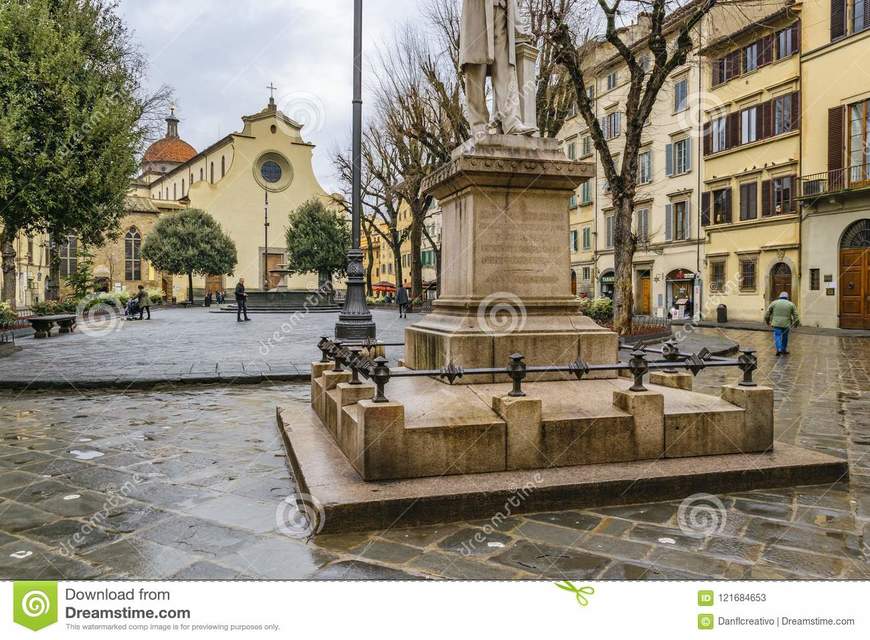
[142,107,196,165]
[142,137,197,164]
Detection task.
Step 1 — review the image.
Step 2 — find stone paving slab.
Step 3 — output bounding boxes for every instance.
[0,328,868,580]
[0,307,746,390]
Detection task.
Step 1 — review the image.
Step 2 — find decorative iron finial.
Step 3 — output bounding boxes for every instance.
[628,348,649,392]
[439,362,464,385]
[347,347,364,385]
[332,341,345,373]
[371,357,391,403]
[738,348,758,387]
[317,336,331,363]
[507,353,527,398]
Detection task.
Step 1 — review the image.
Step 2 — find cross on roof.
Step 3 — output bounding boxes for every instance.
[267,83,277,100]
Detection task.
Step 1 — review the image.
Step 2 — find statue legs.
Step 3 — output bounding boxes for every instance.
[464,6,536,137]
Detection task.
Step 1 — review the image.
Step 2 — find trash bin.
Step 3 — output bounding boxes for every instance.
[717,304,727,323]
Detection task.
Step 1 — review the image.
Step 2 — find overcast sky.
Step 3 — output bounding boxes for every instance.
[118,0,424,194]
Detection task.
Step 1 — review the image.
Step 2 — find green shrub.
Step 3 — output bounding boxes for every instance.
[31,299,79,316]
[579,297,613,324]
[0,301,16,325]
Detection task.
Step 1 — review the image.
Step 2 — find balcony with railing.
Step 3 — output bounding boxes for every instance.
[799,163,870,199]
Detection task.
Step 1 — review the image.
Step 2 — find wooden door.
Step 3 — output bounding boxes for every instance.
[638,273,651,315]
[770,263,792,302]
[265,253,284,289]
[205,275,224,295]
[840,248,870,329]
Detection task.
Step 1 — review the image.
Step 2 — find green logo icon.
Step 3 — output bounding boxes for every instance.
[555,581,595,607]
[13,582,58,631]
[698,590,714,606]
[698,613,715,630]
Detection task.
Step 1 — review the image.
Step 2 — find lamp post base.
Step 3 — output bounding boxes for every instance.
[335,248,376,340]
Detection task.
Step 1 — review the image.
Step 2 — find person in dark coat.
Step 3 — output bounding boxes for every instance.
[396,282,410,318]
[235,278,250,322]
[136,285,151,320]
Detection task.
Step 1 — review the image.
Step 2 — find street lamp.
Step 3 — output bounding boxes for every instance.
[335,0,376,339]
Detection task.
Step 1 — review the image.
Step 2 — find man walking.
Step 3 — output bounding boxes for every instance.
[396,282,410,319]
[764,292,799,355]
[235,278,250,322]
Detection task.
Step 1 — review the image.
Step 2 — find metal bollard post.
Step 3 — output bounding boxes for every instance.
[738,348,758,387]
[628,349,649,392]
[507,353,527,398]
[348,347,363,385]
[332,341,345,373]
[371,356,391,403]
[317,336,331,363]
[661,338,681,374]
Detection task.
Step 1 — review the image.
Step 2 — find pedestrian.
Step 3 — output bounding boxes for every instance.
[764,291,799,356]
[235,278,250,322]
[396,282,410,319]
[136,285,151,320]
[204,291,213,307]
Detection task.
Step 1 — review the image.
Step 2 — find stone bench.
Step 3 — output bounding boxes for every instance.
[28,314,77,339]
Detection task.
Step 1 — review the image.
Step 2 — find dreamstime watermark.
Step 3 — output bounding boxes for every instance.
[677,493,727,538]
[670,275,741,345]
[673,89,728,141]
[459,471,543,556]
[258,282,335,356]
[278,92,327,135]
[56,474,145,558]
[275,491,326,539]
[477,292,528,335]
[74,298,125,338]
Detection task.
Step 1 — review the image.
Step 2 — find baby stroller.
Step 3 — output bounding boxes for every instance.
[124,297,141,320]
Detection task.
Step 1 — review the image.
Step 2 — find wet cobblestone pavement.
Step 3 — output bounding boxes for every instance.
[1,328,867,580]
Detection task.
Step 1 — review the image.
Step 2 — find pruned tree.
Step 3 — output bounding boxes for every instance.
[142,209,237,304]
[333,127,411,291]
[0,0,171,307]
[285,199,350,288]
[549,0,718,334]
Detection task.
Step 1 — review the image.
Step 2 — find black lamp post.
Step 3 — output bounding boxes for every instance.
[335,0,376,339]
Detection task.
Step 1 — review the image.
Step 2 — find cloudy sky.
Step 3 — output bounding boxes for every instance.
[118,0,424,193]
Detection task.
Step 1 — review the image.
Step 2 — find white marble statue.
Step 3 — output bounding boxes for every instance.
[460,0,537,137]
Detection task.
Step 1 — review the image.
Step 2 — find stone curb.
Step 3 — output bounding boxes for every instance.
[0,371,312,391]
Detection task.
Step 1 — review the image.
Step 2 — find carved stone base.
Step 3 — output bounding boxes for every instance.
[407,135,608,379]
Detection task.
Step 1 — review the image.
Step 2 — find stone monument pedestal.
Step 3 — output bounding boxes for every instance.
[275,135,848,535]
[404,135,612,381]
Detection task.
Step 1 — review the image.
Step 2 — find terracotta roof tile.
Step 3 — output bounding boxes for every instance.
[143,137,197,164]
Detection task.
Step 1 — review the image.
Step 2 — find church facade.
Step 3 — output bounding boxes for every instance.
[89,97,334,301]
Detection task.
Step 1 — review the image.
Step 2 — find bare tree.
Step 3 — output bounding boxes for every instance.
[333,126,411,293]
[549,0,718,334]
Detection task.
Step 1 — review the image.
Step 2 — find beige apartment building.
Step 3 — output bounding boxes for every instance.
[798,0,870,329]
[559,2,774,319]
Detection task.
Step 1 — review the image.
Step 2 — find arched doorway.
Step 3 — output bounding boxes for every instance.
[770,262,793,302]
[666,269,695,319]
[599,270,615,299]
[840,219,870,329]
[570,270,577,296]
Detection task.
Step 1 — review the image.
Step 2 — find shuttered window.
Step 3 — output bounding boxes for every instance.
[829,106,845,189]
[712,188,732,225]
[740,182,758,220]
[832,0,847,40]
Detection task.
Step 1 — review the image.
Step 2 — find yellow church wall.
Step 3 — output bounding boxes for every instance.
[145,103,333,300]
